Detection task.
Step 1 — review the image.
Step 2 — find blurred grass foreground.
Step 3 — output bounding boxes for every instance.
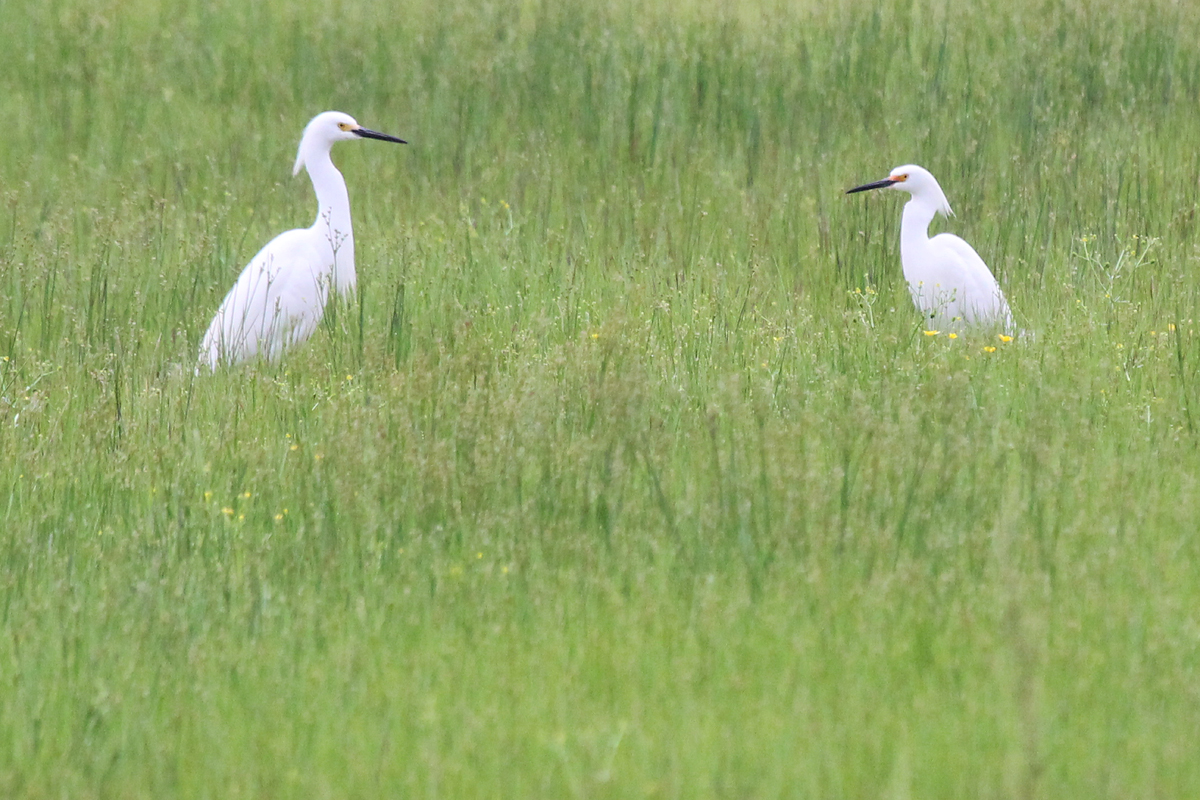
[2,0,1200,796]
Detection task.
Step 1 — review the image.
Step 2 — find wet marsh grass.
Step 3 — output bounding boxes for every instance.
[2,0,1200,796]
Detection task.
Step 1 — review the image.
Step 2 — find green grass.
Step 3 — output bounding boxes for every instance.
[2,0,1200,795]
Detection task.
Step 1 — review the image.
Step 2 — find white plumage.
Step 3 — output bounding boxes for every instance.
[199,111,405,369]
[847,164,1014,332]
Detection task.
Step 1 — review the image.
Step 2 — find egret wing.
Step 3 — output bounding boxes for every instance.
[923,233,1013,331]
[200,229,332,368]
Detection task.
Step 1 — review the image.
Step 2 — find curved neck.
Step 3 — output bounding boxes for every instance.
[303,149,356,294]
[305,151,352,242]
[899,198,936,263]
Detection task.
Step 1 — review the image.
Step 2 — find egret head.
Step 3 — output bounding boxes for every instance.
[846,164,954,217]
[293,111,407,175]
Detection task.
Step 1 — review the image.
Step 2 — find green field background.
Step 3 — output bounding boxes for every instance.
[2,0,1200,796]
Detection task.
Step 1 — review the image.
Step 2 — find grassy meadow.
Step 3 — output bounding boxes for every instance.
[3,0,1200,795]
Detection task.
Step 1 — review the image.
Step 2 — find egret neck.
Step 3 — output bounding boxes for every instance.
[299,144,356,296]
[895,177,952,288]
[898,195,939,280]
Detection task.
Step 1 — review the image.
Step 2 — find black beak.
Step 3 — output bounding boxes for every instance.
[355,127,407,144]
[846,177,897,194]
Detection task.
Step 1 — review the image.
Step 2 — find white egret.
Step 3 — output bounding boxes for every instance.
[846,164,1014,333]
[199,111,406,369]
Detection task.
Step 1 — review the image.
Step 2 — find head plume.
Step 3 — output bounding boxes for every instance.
[292,111,361,176]
[888,164,954,217]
